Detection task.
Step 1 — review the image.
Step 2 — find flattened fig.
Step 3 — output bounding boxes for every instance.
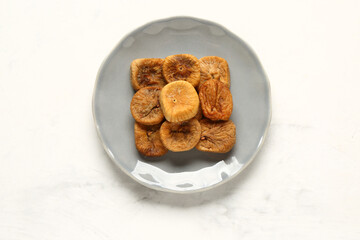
[163,54,200,87]
[160,119,201,152]
[199,56,230,88]
[130,87,163,125]
[196,119,236,153]
[131,58,166,91]
[134,123,168,157]
[160,81,199,122]
[199,79,233,121]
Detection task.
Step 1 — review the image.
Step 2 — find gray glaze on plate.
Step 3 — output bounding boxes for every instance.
[92,16,271,193]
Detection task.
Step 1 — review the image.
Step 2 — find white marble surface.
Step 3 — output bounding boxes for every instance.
[1,0,360,239]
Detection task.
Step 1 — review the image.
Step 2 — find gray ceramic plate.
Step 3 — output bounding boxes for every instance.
[93,16,271,193]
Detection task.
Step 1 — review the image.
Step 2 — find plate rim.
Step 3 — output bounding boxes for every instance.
[92,16,272,194]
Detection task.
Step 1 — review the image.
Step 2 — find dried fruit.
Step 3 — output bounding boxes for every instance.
[131,58,166,91]
[199,79,233,121]
[130,87,163,125]
[160,119,201,152]
[199,56,230,88]
[196,119,236,153]
[134,122,168,157]
[162,54,200,87]
[160,81,199,122]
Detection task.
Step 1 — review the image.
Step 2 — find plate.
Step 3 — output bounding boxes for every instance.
[92,16,271,193]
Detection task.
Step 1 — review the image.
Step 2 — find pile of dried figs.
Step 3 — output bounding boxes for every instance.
[130,54,236,157]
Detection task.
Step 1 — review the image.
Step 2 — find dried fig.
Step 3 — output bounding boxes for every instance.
[196,119,236,153]
[130,87,163,125]
[131,58,166,91]
[160,81,199,122]
[134,122,168,157]
[199,56,230,88]
[199,79,233,121]
[162,54,200,87]
[160,119,201,152]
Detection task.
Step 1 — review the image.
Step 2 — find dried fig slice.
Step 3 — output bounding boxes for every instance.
[196,119,236,153]
[199,79,233,121]
[199,56,230,88]
[162,54,200,87]
[160,81,199,122]
[134,122,168,157]
[160,119,201,152]
[130,87,163,125]
[131,58,166,91]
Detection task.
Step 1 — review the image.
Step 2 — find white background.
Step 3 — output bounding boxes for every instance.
[1,0,360,239]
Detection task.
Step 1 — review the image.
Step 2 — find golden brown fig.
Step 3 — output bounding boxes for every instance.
[199,79,233,121]
[130,87,163,125]
[160,119,201,152]
[199,56,230,89]
[131,58,166,91]
[160,81,199,122]
[134,122,168,157]
[196,119,236,153]
[162,54,200,87]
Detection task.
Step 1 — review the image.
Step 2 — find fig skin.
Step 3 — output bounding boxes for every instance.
[160,119,201,152]
[130,87,164,125]
[194,106,203,120]
[196,119,236,153]
[199,56,230,89]
[131,58,166,91]
[134,122,168,157]
[162,54,200,88]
